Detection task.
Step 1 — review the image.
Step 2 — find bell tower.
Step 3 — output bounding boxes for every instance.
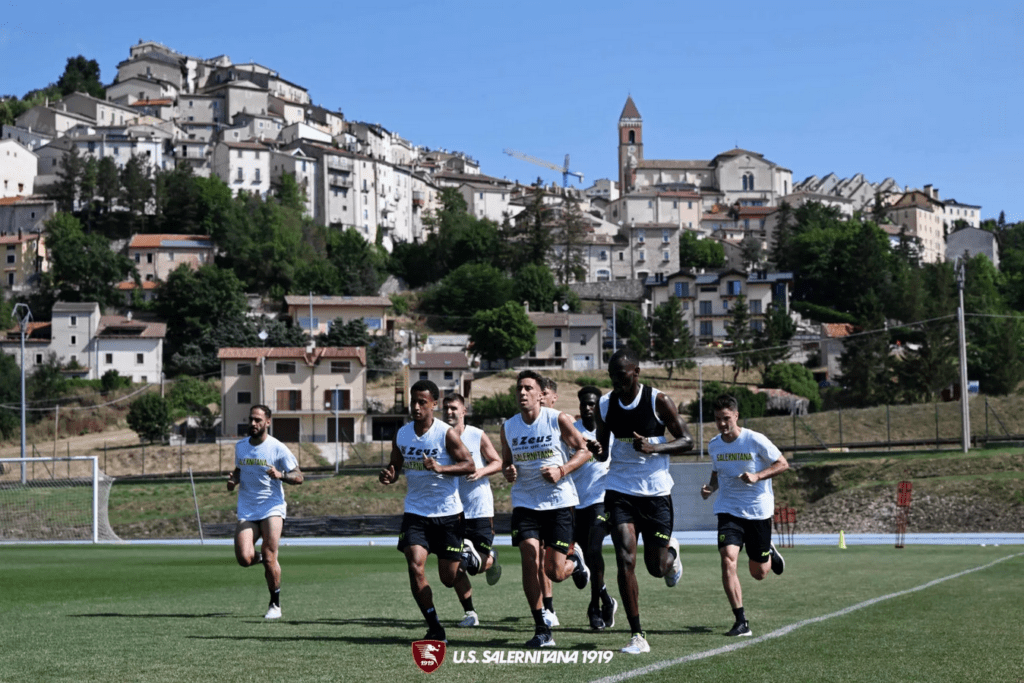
[618,96,643,194]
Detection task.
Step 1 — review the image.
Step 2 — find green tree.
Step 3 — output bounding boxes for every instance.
[890,263,958,403]
[317,318,399,379]
[51,146,84,213]
[769,201,794,269]
[763,363,822,412]
[614,306,650,359]
[552,198,589,284]
[506,184,554,272]
[153,164,203,234]
[165,376,221,421]
[838,293,893,407]
[512,263,579,315]
[0,352,22,439]
[469,301,538,363]
[100,369,130,392]
[324,227,388,296]
[27,353,68,404]
[740,234,764,269]
[274,172,305,213]
[420,263,512,331]
[42,212,135,308]
[679,230,726,270]
[687,381,767,422]
[126,392,171,443]
[753,302,795,378]
[723,294,755,382]
[121,154,152,232]
[96,156,120,215]
[56,56,105,98]
[650,299,696,379]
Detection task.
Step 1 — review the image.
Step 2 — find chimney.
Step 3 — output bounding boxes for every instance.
[924,184,933,199]
[523,301,529,313]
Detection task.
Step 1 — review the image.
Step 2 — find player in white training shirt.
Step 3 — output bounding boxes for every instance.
[501,370,598,649]
[443,392,503,628]
[702,394,789,638]
[380,380,476,644]
[227,404,304,620]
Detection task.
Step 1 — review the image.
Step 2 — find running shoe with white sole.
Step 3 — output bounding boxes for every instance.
[525,630,556,648]
[665,536,682,587]
[264,604,282,620]
[456,610,479,627]
[769,542,785,575]
[725,620,752,637]
[621,632,650,654]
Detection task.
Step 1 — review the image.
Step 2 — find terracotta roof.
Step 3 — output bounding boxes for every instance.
[822,323,856,339]
[414,352,469,370]
[0,231,42,244]
[620,96,641,120]
[283,295,390,308]
[128,234,212,249]
[131,99,174,107]
[98,316,167,339]
[0,196,27,206]
[217,346,367,366]
[219,140,270,151]
[115,280,160,290]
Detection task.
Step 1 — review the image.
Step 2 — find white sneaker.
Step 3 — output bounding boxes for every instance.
[541,609,560,628]
[665,536,683,587]
[621,632,650,654]
[461,539,482,575]
[264,604,282,620]
[457,610,479,627]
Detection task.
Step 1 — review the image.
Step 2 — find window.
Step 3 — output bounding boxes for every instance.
[6,253,14,264]
[750,300,762,314]
[298,317,319,331]
[136,353,144,364]
[276,389,301,411]
[70,315,78,326]
[237,149,243,158]
[554,341,562,357]
[662,230,670,243]
[35,353,43,364]
[723,300,729,311]
[324,389,350,410]
[70,335,77,346]
[105,353,113,364]
[599,250,607,261]
[237,423,249,437]
[147,253,153,264]
[637,250,645,262]
[751,320,763,333]
[597,269,610,281]
[674,282,689,298]
[275,361,297,374]
[699,301,713,315]
[663,250,670,261]
[579,334,586,345]
[7,273,13,286]
[254,169,261,182]
[419,371,428,380]
[443,371,453,380]
[363,317,382,330]
[237,391,252,405]
[134,253,141,263]
[700,321,714,336]
[554,329,562,338]
[619,253,624,261]
[237,167,244,181]
[330,360,351,374]
[168,252,175,261]
[637,230,645,243]
[727,280,742,295]
[237,363,252,376]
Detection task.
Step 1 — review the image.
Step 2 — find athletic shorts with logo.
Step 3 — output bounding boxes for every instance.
[397,512,464,560]
[574,502,609,548]
[511,506,574,555]
[463,516,495,556]
[605,489,674,548]
[717,513,773,562]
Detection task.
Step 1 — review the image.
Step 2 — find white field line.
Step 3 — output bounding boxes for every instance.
[590,551,1024,683]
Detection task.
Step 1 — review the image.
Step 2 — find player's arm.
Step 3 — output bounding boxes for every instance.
[467,431,503,481]
[740,452,789,484]
[379,439,403,485]
[701,471,719,499]
[500,425,517,483]
[633,392,694,455]
[226,467,241,491]
[426,430,475,475]
[543,412,597,483]
[593,401,611,463]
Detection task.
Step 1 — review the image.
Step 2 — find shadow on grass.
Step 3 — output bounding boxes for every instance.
[70,612,233,618]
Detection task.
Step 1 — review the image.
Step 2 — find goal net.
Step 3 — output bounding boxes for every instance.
[0,457,120,543]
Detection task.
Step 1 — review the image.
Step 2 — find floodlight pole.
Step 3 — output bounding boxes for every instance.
[334,385,341,474]
[956,259,970,453]
[13,304,31,483]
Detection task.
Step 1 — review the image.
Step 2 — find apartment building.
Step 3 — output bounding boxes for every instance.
[284,295,392,337]
[0,139,37,198]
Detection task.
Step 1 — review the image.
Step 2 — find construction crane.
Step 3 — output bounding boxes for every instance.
[503,148,584,188]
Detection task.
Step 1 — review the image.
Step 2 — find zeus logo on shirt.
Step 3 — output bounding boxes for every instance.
[510,435,554,447]
[718,453,754,461]
[401,446,440,457]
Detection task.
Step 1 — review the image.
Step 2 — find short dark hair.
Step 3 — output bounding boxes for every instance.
[713,394,739,413]
[251,404,272,420]
[577,386,602,402]
[517,369,544,389]
[609,347,639,369]
[410,379,439,401]
[443,392,465,406]
[540,377,558,393]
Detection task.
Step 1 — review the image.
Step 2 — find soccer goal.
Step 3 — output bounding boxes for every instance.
[0,457,120,543]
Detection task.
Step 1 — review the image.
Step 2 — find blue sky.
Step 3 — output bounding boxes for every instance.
[3,0,1022,222]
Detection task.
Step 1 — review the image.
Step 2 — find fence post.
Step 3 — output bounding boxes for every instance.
[142,444,145,475]
[838,407,843,447]
[985,398,989,442]
[935,402,940,449]
[886,404,891,450]
[218,440,222,474]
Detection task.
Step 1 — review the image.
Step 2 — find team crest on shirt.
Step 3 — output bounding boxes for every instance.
[413,640,446,673]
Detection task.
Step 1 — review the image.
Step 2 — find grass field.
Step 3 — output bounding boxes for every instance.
[3,543,1022,682]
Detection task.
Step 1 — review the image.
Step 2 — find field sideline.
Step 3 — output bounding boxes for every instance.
[3,544,1022,683]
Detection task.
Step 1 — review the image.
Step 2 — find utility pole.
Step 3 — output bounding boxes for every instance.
[13,303,32,483]
[956,259,970,453]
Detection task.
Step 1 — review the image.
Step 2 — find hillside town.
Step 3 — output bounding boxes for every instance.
[0,40,1010,448]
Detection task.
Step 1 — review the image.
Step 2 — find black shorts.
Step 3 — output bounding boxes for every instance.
[463,516,495,555]
[574,502,610,547]
[511,507,574,555]
[397,512,464,560]
[717,513,773,563]
[605,490,674,548]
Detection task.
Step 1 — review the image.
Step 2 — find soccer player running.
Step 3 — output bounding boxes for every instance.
[380,380,477,643]
[502,370,597,648]
[701,394,789,637]
[227,404,304,620]
[594,348,694,654]
[571,385,618,631]
[442,392,503,628]
[535,377,560,629]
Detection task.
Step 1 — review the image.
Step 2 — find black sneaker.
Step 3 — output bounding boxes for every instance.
[602,596,618,629]
[461,539,481,575]
[570,551,590,589]
[587,604,606,631]
[424,627,447,643]
[725,620,752,637]
[769,542,785,575]
[525,630,556,648]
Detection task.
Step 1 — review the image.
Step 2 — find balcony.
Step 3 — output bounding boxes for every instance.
[328,173,352,188]
[326,156,354,171]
